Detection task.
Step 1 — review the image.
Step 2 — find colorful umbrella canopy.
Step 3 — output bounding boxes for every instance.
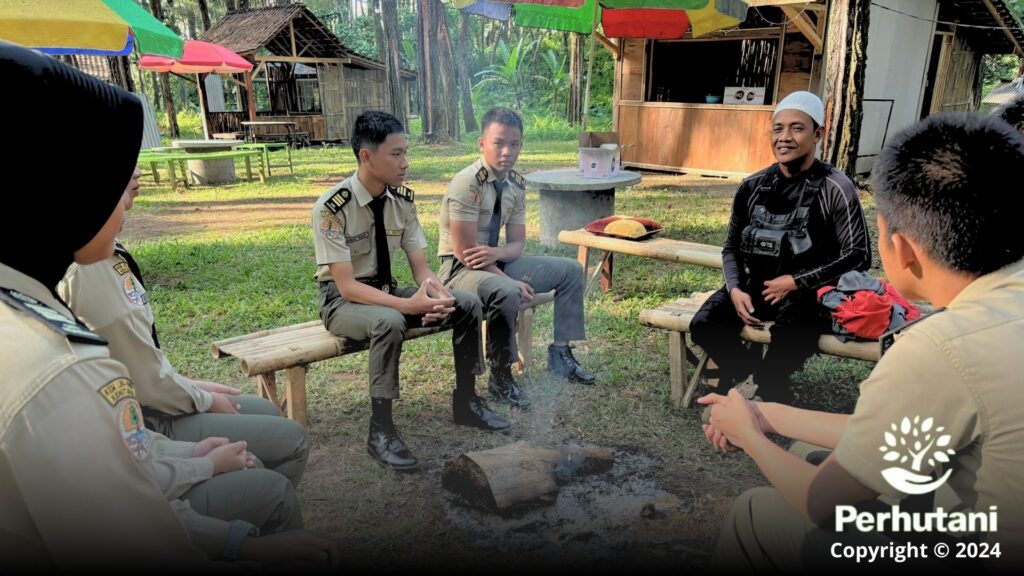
[138,40,252,74]
[457,0,746,38]
[0,0,183,57]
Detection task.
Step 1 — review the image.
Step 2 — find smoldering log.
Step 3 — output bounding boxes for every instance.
[442,443,614,510]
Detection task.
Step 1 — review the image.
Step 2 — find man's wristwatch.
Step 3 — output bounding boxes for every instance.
[223,519,259,560]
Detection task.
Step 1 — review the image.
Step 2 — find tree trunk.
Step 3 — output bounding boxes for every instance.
[380,0,406,126]
[237,0,249,11]
[418,0,459,142]
[148,0,179,137]
[567,32,585,125]
[225,0,236,13]
[370,0,385,59]
[198,0,211,31]
[822,0,870,179]
[456,14,478,132]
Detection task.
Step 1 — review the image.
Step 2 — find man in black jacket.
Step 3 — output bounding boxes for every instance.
[690,91,872,404]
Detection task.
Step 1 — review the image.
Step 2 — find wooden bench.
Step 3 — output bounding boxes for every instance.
[235,143,294,177]
[212,291,555,426]
[639,292,881,407]
[558,228,723,293]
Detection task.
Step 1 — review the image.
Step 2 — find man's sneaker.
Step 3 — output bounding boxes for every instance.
[488,366,531,410]
[453,392,512,432]
[366,419,419,472]
[547,344,596,385]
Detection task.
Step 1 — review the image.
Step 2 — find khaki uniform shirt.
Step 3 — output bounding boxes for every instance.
[834,259,1024,565]
[437,158,527,257]
[312,174,427,283]
[58,247,214,415]
[0,262,214,569]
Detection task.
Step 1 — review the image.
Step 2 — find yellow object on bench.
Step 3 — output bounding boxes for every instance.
[639,292,880,407]
[558,228,723,293]
[211,291,555,427]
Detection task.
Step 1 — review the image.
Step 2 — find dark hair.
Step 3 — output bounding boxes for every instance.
[481,107,523,135]
[351,111,404,161]
[873,112,1024,275]
[994,95,1024,134]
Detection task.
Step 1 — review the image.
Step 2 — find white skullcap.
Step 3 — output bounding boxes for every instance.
[774,91,824,126]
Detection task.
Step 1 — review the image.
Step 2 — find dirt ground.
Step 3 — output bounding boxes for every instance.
[127,171,861,571]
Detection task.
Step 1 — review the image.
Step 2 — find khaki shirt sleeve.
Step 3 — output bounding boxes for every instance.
[312,203,351,265]
[401,202,429,254]
[834,327,982,499]
[446,173,482,223]
[3,357,207,568]
[149,432,214,501]
[509,185,527,226]
[97,310,214,414]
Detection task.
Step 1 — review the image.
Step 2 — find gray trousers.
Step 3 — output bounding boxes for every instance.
[183,467,304,534]
[318,281,483,399]
[146,395,310,487]
[439,255,586,367]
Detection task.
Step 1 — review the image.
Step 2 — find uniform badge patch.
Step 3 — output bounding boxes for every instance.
[113,262,131,276]
[122,273,147,306]
[392,185,415,202]
[475,167,489,185]
[320,210,342,239]
[468,185,480,204]
[386,229,404,237]
[117,398,151,461]
[99,377,136,406]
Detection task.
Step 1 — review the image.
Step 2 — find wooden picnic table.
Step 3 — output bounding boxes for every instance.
[172,139,243,185]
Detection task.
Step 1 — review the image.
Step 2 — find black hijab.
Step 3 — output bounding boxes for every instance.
[0,42,143,289]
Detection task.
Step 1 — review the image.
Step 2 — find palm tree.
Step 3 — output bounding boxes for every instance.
[474,38,535,112]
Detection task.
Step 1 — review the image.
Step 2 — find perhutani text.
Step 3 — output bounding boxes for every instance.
[835,505,998,533]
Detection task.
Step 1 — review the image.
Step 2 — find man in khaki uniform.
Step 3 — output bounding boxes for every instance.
[313,111,510,472]
[59,167,309,487]
[438,108,594,410]
[700,113,1024,571]
[0,44,338,570]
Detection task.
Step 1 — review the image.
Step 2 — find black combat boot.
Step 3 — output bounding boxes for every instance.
[453,391,512,432]
[487,365,531,410]
[547,344,596,385]
[366,398,418,472]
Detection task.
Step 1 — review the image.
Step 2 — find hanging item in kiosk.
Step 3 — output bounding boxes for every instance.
[724,86,766,105]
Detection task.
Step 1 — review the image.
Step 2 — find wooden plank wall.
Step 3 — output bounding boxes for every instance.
[778,33,813,101]
[254,115,326,140]
[340,67,388,141]
[938,35,980,112]
[619,38,645,101]
[619,104,775,174]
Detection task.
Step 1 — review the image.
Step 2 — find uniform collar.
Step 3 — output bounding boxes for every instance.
[350,173,394,207]
[0,262,75,320]
[947,258,1024,309]
[477,158,510,185]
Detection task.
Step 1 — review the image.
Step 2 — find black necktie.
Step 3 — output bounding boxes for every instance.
[369,195,392,289]
[114,241,160,349]
[487,180,505,248]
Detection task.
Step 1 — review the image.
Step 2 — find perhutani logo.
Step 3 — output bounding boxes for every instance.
[835,415,998,534]
[879,416,956,495]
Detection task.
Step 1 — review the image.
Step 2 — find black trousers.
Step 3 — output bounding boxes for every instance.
[689,280,829,403]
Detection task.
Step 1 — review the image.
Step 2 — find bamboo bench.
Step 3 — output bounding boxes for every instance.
[639,291,881,407]
[557,229,723,292]
[212,291,555,427]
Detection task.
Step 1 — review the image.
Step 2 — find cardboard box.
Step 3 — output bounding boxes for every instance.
[578,131,621,178]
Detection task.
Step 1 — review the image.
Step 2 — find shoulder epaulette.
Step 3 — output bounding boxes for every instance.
[475,166,489,185]
[392,185,415,202]
[510,170,526,189]
[323,188,352,215]
[0,287,107,345]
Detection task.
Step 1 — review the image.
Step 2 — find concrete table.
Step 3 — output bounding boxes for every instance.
[172,139,243,185]
[525,169,642,248]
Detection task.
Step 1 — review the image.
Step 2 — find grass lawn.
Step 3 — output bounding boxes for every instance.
[126,134,879,570]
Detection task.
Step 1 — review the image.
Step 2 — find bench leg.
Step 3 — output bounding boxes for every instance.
[167,160,179,192]
[149,161,160,185]
[285,366,309,427]
[244,156,253,181]
[601,252,614,292]
[515,307,534,372]
[286,145,294,175]
[669,332,687,406]
[257,372,284,417]
[683,347,709,407]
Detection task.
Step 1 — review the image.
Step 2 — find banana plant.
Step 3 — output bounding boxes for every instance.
[473,38,536,112]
